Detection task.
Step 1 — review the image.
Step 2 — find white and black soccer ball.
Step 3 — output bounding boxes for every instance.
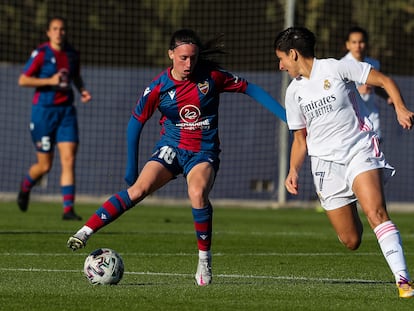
[83,248,124,285]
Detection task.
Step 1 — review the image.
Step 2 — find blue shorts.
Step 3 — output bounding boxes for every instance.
[149,142,220,177]
[30,105,79,153]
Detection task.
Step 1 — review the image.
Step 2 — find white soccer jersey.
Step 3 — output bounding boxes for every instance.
[285,58,374,163]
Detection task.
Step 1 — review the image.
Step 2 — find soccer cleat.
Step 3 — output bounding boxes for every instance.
[397,276,414,298]
[17,190,30,212]
[195,257,212,286]
[67,232,89,251]
[62,210,82,221]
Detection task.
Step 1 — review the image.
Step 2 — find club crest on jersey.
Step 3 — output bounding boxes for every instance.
[323,79,331,90]
[197,81,209,95]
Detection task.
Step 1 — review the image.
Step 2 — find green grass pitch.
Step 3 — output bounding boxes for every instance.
[1,200,414,310]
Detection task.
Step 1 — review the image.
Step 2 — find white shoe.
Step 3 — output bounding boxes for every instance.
[195,256,212,286]
[67,231,89,251]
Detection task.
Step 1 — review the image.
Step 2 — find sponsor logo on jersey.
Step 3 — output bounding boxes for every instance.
[177,104,210,130]
[301,94,336,121]
[179,104,200,123]
[198,81,209,94]
[58,68,69,89]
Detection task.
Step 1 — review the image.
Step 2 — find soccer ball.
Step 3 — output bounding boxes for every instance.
[83,248,124,285]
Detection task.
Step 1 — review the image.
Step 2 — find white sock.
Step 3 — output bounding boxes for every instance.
[374,220,410,282]
[77,225,93,236]
[199,250,211,260]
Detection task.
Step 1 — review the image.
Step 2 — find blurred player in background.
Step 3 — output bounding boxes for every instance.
[67,28,286,286]
[342,26,392,141]
[17,16,92,220]
[275,26,414,298]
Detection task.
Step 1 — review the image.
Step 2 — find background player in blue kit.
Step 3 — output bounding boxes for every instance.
[342,26,392,141]
[67,28,286,286]
[17,16,92,220]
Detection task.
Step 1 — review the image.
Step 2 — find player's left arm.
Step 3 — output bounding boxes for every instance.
[73,75,92,103]
[244,83,287,122]
[366,69,414,129]
[72,51,92,103]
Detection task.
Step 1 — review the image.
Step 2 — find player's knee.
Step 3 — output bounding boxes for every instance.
[128,184,150,202]
[338,234,361,250]
[365,209,389,228]
[187,186,207,205]
[39,162,52,174]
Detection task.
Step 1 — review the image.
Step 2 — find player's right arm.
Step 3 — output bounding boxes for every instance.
[285,128,307,195]
[18,72,61,88]
[124,82,161,186]
[18,49,61,88]
[124,116,144,186]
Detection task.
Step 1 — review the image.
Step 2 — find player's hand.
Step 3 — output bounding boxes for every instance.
[49,72,61,86]
[285,171,299,195]
[80,90,92,103]
[395,107,414,130]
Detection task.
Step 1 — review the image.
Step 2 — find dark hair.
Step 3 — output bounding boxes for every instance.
[46,16,66,30]
[169,28,225,69]
[274,27,316,58]
[345,26,369,43]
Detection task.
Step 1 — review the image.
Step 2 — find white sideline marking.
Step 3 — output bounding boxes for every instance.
[0,267,387,284]
[0,252,384,257]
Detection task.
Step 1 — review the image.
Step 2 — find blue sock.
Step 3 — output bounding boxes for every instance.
[192,204,213,251]
[62,185,75,213]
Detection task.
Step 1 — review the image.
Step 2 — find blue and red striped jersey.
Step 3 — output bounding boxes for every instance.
[132,67,248,152]
[22,42,80,106]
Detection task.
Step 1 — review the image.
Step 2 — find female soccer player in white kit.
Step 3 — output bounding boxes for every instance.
[274,26,414,298]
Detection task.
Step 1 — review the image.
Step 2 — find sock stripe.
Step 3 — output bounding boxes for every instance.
[61,185,75,212]
[114,192,128,211]
[374,221,398,242]
[101,201,119,218]
[21,175,36,192]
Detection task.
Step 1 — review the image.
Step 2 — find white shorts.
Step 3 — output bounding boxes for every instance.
[311,146,394,211]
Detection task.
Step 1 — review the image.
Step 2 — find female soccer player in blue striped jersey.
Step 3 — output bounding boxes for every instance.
[276,26,414,298]
[67,28,286,286]
[18,16,92,220]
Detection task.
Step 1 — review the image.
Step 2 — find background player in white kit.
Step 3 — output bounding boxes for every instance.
[342,26,391,141]
[274,26,414,298]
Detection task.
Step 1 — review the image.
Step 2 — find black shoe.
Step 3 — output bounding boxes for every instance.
[62,210,82,221]
[17,190,30,212]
